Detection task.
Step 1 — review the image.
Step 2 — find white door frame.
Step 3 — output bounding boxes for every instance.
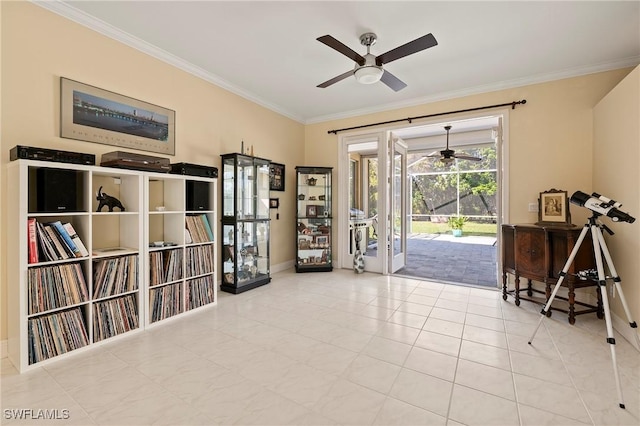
[389,133,408,273]
[338,131,388,273]
[338,109,510,284]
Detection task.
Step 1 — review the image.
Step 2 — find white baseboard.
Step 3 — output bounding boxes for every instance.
[612,311,640,351]
[582,291,639,351]
[1,340,7,359]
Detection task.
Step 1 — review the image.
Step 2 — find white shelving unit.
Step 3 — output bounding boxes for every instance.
[7,160,217,372]
[144,172,217,326]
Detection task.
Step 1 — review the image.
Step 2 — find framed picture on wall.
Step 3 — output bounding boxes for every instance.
[538,188,571,225]
[269,162,285,191]
[60,77,176,155]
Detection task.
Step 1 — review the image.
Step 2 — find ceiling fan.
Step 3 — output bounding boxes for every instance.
[427,125,482,164]
[316,32,437,91]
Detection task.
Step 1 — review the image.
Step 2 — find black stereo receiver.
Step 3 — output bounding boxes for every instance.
[10,145,96,165]
[170,162,218,178]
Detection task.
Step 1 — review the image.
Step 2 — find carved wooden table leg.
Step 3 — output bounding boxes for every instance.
[596,283,604,319]
[544,280,553,317]
[545,281,551,300]
[515,274,521,306]
[568,285,576,324]
[502,272,508,301]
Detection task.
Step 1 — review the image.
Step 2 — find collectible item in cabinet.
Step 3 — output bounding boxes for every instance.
[295,166,333,272]
[221,153,271,293]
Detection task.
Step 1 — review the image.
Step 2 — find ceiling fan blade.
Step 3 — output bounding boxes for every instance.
[380,70,407,92]
[317,35,366,66]
[317,70,353,88]
[376,33,438,66]
[453,154,482,161]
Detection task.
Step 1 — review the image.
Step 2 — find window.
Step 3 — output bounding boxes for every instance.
[408,144,497,222]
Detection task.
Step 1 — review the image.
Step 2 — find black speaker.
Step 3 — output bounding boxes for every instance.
[36,168,81,213]
[186,181,210,211]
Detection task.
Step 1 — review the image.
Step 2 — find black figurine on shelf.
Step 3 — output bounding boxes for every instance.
[96,186,125,212]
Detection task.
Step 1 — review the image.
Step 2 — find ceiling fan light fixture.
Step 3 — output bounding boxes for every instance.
[354,65,383,84]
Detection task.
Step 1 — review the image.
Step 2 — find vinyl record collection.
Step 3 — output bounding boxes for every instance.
[185,245,214,277]
[28,263,89,315]
[187,276,216,310]
[93,294,139,342]
[93,255,139,299]
[185,214,214,243]
[150,284,183,323]
[149,249,182,286]
[28,308,89,364]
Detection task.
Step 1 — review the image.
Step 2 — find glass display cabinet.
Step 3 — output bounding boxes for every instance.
[221,153,271,293]
[295,166,333,272]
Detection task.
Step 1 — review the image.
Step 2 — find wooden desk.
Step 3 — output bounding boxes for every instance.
[502,224,603,324]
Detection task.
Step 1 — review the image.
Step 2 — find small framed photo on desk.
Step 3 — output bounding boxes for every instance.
[538,189,571,225]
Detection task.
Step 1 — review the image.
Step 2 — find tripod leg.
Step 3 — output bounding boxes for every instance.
[594,226,640,349]
[528,225,590,344]
[591,225,626,409]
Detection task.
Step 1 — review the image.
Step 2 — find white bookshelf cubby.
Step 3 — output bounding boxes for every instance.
[144,173,217,326]
[7,160,217,372]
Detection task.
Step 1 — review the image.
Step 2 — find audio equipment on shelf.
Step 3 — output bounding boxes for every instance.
[171,162,218,178]
[100,151,171,173]
[34,168,82,213]
[186,181,210,211]
[10,145,95,165]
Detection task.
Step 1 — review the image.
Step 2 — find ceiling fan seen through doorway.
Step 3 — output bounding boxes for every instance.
[316,32,438,91]
[427,125,482,164]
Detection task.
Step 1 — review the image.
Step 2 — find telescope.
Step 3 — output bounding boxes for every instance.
[570,191,635,223]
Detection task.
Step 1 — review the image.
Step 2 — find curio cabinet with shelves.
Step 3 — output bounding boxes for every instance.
[295,166,333,272]
[221,153,271,293]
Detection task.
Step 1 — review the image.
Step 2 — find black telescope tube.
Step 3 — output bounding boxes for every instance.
[570,191,591,206]
[570,191,635,223]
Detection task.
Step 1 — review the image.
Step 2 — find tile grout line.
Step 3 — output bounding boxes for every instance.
[542,319,597,426]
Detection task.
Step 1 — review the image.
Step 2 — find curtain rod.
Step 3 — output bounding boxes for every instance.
[327,99,527,134]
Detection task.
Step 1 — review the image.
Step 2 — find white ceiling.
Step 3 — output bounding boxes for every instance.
[41,1,640,124]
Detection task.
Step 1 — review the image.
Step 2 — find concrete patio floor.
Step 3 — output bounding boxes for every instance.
[394,233,498,289]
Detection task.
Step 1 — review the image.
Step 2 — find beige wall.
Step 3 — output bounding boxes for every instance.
[0,2,636,343]
[305,70,632,227]
[593,66,640,339]
[305,69,635,333]
[0,2,304,340]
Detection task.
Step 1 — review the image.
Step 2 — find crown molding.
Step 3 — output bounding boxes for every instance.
[32,1,639,127]
[305,57,639,125]
[33,0,306,124]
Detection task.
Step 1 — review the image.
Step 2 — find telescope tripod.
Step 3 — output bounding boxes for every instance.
[528,214,639,409]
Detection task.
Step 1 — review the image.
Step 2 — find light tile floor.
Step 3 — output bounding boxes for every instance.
[2,269,639,425]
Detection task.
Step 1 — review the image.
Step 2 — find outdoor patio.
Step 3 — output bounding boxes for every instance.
[394,233,498,289]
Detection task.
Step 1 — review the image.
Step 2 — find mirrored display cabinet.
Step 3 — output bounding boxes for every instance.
[221,153,271,293]
[295,166,333,272]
